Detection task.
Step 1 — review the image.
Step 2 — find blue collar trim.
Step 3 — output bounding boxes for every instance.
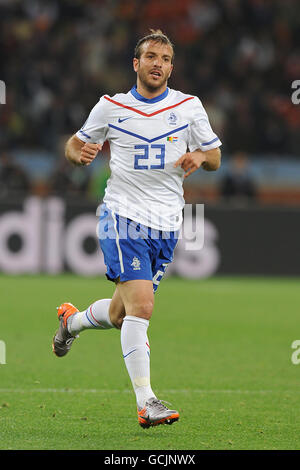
[130,85,169,103]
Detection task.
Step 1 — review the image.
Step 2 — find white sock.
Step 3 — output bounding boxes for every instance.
[68,299,114,335]
[121,315,156,408]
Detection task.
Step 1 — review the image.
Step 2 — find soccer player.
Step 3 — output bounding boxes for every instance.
[52,30,221,428]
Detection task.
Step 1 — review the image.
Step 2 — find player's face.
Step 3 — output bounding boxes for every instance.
[133,41,173,93]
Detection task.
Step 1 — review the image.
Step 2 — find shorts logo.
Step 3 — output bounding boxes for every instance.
[131,256,141,270]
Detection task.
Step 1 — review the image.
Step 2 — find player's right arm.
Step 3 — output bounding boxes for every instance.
[66,96,109,166]
[65,134,102,166]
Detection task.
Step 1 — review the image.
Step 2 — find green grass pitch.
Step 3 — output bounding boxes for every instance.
[1,274,300,450]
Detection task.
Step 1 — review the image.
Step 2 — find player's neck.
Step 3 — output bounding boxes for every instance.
[136,81,168,100]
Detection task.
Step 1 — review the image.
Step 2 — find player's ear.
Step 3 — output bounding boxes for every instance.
[168,64,174,78]
[133,58,139,72]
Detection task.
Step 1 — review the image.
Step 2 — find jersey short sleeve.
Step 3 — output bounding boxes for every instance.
[76,96,109,144]
[188,97,222,152]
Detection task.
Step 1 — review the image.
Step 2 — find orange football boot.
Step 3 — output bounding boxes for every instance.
[52,303,79,357]
[138,397,179,428]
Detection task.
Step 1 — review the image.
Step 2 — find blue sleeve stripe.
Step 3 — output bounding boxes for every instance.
[202,137,219,146]
[79,129,91,139]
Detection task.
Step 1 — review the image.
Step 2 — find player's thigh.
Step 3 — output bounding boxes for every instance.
[109,287,126,329]
[116,279,154,320]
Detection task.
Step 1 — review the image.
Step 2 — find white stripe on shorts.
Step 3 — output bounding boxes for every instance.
[111,211,124,274]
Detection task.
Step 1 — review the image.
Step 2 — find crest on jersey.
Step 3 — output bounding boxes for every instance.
[164,111,181,126]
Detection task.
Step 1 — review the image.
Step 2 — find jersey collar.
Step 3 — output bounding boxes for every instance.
[130,85,169,103]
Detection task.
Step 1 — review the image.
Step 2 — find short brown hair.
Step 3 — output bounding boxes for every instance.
[134,29,175,63]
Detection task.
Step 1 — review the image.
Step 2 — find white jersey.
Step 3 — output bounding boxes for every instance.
[76,86,221,231]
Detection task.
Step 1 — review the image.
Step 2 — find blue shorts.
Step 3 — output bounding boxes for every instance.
[98,204,179,292]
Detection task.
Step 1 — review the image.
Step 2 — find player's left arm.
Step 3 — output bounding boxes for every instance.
[178,95,222,178]
[174,147,221,178]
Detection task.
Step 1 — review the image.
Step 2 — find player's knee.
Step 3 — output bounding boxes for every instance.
[110,313,125,329]
[112,316,124,329]
[127,299,154,320]
[109,308,125,330]
[139,300,154,320]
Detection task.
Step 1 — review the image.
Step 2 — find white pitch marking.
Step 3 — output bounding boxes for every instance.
[0,388,297,394]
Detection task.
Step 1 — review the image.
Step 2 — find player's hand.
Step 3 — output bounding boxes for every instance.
[174,150,206,178]
[79,143,102,166]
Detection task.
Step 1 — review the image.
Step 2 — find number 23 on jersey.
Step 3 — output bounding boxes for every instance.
[134,144,165,170]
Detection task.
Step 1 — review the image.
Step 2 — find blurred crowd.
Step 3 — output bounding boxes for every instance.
[0,0,300,199]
